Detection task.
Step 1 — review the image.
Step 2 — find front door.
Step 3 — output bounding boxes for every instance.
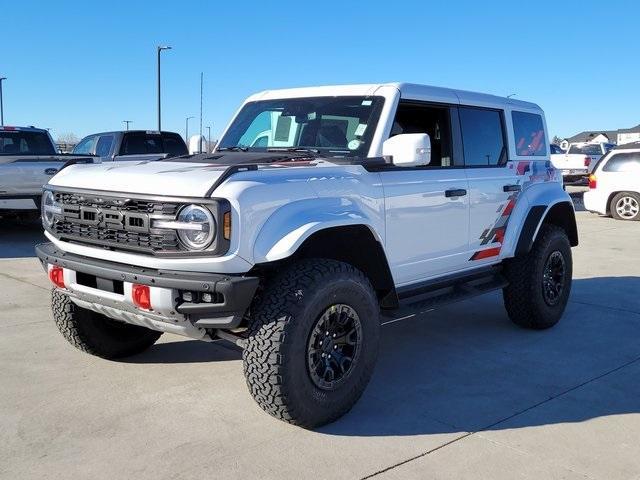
[380,102,470,287]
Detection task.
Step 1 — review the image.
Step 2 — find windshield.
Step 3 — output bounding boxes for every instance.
[218,96,385,157]
[0,130,55,155]
[569,144,602,155]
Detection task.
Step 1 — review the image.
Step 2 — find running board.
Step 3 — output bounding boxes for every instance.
[382,270,508,322]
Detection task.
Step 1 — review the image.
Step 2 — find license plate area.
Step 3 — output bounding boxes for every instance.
[76,271,124,295]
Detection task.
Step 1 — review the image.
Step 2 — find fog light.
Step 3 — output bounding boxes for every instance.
[182,291,194,302]
[202,292,213,303]
[49,265,65,288]
[132,284,152,310]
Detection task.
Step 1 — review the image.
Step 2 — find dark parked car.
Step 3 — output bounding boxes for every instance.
[73,130,188,162]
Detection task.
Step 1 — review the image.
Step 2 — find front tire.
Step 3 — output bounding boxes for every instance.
[502,225,572,329]
[610,192,640,221]
[243,259,380,428]
[52,290,162,359]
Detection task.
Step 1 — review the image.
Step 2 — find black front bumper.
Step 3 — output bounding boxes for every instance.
[35,242,259,329]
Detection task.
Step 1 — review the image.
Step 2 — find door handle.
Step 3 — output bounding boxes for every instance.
[503,184,521,192]
[445,188,467,198]
[44,168,59,175]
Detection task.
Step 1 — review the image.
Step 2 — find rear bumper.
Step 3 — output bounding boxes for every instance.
[583,190,607,215]
[36,242,259,330]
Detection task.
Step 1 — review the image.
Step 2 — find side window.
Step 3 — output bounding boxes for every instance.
[73,135,96,155]
[390,102,454,167]
[95,135,114,157]
[459,107,506,166]
[603,153,640,172]
[512,111,547,156]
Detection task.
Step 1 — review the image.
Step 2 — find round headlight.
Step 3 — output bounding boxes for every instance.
[176,205,216,250]
[42,190,60,227]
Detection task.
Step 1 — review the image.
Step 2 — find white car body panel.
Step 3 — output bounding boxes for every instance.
[583,147,640,215]
[43,83,568,292]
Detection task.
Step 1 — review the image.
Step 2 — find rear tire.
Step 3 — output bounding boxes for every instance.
[52,289,162,359]
[610,192,640,221]
[502,225,572,329]
[243,259,380,428]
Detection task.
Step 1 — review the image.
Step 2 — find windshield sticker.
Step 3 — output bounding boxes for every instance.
[348,140,361,150]
[361,100,372,106]
[354,124,367,137]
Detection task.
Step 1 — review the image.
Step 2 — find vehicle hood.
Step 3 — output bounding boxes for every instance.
[47,153,324,197]
[48,160,234,197]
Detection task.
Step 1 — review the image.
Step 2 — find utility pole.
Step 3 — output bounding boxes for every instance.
[185,116,194,145]
[156,46,172,131]
[0,77,6,126]
[199,72,203,153]
[123,120,132,131]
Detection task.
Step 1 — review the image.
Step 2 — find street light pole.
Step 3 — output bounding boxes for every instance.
[0,77,6,126]
[123,120,132,131]
[156,46,172,131]
[185,116,194,145]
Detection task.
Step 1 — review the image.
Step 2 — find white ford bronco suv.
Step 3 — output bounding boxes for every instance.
[36,83,578,428]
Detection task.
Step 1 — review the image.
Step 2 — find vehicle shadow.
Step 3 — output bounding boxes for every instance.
[321,276,640,436]
[0,217,45,258]
[125,338,242,364]
[124,276,640,437]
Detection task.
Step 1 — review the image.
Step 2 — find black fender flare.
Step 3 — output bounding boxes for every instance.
[515,202,578,257]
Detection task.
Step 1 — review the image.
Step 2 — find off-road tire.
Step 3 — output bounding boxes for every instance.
[610,191,640,221]
[243,259,380,428]
[52,289,162,359]
[502,225,572,329]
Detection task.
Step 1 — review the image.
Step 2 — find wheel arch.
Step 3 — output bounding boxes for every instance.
[515,200,578,257]
[253,224,398,308]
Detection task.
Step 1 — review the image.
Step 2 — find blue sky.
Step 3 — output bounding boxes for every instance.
[1,0,638,142]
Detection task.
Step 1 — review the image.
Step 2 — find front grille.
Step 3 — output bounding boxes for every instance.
[49,190,183,254]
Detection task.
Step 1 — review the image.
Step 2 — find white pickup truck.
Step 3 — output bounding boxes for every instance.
[0,126,96,219]
[36,83,578,428]
[550,142,614,182]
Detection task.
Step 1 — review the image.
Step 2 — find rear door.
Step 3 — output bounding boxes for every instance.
[462,107,521,263]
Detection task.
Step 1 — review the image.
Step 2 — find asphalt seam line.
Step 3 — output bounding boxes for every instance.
[362,354,640,479]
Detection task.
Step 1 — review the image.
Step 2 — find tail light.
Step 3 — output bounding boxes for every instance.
[132,284,152,310]
[588,174,597,189]
[48,265,65,288]
[584,156,591,167]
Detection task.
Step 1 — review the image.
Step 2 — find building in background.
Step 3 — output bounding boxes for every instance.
[565,124,640,145]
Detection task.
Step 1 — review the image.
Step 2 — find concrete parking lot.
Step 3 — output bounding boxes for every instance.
[1,198,640,479]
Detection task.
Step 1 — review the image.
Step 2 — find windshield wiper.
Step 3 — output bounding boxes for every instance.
[217,146,249,152]
[266,147,320,154]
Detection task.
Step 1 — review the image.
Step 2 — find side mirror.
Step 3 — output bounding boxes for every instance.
[382,133,431,167]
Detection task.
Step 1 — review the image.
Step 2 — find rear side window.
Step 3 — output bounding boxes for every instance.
[602,152,640,172]
[459,107,506,166]
[161,133,188,156]
[95,135,114,157]
[512,111,546,156]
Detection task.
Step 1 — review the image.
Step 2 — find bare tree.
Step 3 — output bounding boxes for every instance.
[56,132,79,144]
